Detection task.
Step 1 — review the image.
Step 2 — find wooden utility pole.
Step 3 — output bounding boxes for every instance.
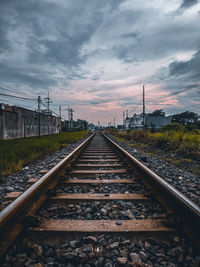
[59,106,61,119]
[37,96,41,138]
[143,85,145,130]
[123,111,125,126]
[59,106,61,133]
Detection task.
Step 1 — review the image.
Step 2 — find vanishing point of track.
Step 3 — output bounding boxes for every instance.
[0,131,199,263]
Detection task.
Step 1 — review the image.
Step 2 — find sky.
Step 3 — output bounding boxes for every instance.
[0,0,199,125]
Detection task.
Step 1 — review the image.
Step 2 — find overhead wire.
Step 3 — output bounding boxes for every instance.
[40,100,66,120]
[0,85,35,98]
[146,87,199,105]
[0,92,37,101]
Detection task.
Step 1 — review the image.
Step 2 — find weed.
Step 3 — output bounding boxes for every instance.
[0,131,88,177]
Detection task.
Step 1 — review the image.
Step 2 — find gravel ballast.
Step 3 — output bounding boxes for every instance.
[56,183,145,194]
[1,234,199,266]
[107,134,200,206]
[0,134,91,211]
[37,200,166,220]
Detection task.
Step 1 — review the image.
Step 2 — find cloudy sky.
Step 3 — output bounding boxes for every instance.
[0,0,199,125]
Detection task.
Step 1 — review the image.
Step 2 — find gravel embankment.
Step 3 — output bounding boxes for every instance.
[56,183,145,194]
[37,200,166,220]
[68,174,136,180]
[1,234,199,266]
[107,134,200,206]
[0,134,91,211]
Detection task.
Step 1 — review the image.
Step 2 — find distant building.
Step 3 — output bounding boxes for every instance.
[145,116,172,130]
[0,104,61,140]
[130,114,143,129]
[124,116,130,130]
[61,119,88,131]
[124,112,171,130]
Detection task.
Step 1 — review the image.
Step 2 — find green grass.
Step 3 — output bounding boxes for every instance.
[105,126,200,175]
[0,131,89,177]
[106,126,200,161]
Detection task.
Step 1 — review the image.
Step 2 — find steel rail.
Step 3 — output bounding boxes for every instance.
[102,133,200,248]
[0,133,95,259]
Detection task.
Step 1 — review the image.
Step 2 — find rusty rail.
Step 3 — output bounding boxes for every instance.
[0,133,95,258]
[102,133,200,248]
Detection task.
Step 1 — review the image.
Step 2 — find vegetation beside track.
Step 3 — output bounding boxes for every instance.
[105,124,200,175]
[0,131,89,177]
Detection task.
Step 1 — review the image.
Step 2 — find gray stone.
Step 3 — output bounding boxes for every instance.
[7,186,14,191]
[83,244,93,253]
[130,252,141,263]
[32,244,43,256]
[69,240,79,248]
[116,257,127,265]
[101,208,107,215]
[85,207,92,213]
[139,251,147,261]
[123,211,135,219]
[108,242,119,250]
[63,252,77,260]
[85,236,98,244]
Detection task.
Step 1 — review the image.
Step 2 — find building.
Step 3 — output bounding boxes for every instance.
[145,116,172,130]
[124,116,130,130]
[61,119,88,131]
[124,114,143,130]
[129,114,143,129]
[124,112,171,130]
[0,104,61,140]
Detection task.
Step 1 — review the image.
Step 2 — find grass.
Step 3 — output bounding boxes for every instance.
[105,125,200,175]
[0,131,89,177]
[107,127,200,159]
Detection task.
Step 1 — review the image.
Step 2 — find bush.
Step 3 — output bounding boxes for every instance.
[110,128,200,161]
[160,123,185,132]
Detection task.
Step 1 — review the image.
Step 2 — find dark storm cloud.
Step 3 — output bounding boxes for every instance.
[115,21,199,63]
[176,0,199,15]
[0,0,123,91]
[169,49,200,81]
[0,63,58,90]
[179,0,198,9]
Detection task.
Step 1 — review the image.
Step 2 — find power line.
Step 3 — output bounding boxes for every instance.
[0,92,37,101]
[41,100,66,120]
[146,87,198,104]
[0,85,35,98]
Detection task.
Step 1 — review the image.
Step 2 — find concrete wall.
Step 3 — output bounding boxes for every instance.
[0,106,61,140]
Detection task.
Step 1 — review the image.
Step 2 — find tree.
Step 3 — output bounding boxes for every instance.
[172,111,199,126]
[148,109,165,117]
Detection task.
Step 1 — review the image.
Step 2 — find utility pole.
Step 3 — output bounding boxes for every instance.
[114,117,116,128]
[37,96,41,138]
[59,106,61,119]
[123,111,125,126]
[126,110,128,118]
[143,85,145,131]
[65,106,74,129]
[59,106,61,133]
[44,92,52,113]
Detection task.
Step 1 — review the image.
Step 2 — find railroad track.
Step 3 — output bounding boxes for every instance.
[0,132,199,266]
